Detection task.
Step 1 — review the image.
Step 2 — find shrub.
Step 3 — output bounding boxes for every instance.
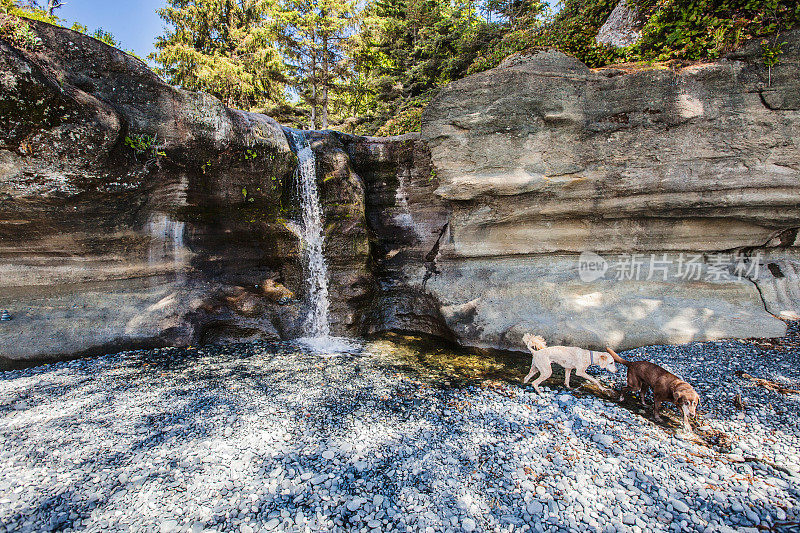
[467,0,800,73]
[125,133,166,161]
[0,13,42,50]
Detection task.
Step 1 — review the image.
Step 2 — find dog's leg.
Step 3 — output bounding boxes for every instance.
[522,360,540,384]
[523,370,539,384]
[619,386,636,402]
[522,370,539,383]
[653,399,663,421]
[623,373,641,402]
[639,384,648,406]
[576,369,606,391]
[564,368,572,389]
[531,362,552,394]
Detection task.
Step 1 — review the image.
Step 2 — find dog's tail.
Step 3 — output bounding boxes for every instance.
[523,334,547,351]
[606,347,629,365]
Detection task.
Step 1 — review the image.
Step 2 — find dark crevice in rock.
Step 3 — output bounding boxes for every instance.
[422,222,449,291]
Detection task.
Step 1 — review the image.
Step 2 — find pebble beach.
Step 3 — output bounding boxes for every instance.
[1,326,799,533]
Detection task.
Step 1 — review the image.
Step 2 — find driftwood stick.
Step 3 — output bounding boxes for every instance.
[736,371,800,395]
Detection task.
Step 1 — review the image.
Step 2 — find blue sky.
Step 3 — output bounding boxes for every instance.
[58,0,166,60]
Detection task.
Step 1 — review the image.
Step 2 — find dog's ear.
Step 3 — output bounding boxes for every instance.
[674,389,692,406]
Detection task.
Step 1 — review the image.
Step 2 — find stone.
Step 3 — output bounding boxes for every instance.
[263,518,280,530]
[669,499,690,514]
[225,291,266,318]
[462,517,476,532]
[593,434,614,448]
[596,1,646,47]
[0,19,295,364]
[321,450,335,460]
[346,498,364,512]
[159,520,178,533]
[262,279,294,302]
[2,17,800,362]
[526,501,544,516]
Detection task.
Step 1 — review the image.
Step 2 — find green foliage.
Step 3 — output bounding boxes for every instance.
[347,0,525,134]
[761,38,785,67]
[125,133,165,160]
[0,12,43,49]
[69,23,123,50]
[467,0,800,74]
[469,0,624,71]
[2,1,134,57]
[152,0,287,111]
[275,0,360,129]
[631,0,799,62]
[13,4,60,24]
[90,27,118,47]
[374,91,434,135]
[376,104,422,135]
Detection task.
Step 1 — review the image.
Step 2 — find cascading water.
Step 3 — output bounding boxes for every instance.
[289,130,332,339]
[286,129,361,354]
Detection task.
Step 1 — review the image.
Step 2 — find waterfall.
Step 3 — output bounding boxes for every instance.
[288,130,331,338]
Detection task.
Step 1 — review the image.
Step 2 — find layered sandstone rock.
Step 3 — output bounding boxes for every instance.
[0,20,302,363]
[418,33,800,350]
[2,19,799,363]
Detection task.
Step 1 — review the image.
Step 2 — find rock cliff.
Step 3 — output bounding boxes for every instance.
[1,19,799,364]
[418,33,800,351]
[1,20,300,363]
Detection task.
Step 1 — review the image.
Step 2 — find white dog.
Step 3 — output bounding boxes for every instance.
[522,333,617,393]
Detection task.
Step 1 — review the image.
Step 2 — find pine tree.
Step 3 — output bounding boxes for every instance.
[152,0,286,110]
[275,0,359,129]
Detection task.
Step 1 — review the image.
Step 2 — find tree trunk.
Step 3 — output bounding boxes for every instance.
[46,0,62,16]
[310,46,317,130]
[321,33,329,129]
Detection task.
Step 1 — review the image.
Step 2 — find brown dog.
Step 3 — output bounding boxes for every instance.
[606,348,700,431]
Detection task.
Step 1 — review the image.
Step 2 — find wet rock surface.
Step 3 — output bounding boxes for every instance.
[1,327,799,532]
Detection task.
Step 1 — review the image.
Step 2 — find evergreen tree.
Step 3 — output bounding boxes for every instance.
[348,0,506,134]
[152,0,286,110]
[275,0,359,129]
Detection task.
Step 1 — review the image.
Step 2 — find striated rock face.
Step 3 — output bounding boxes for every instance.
[2,20,799,363]
[418,32,800,350]
[343,133,453,340]
[0,20,302,364]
